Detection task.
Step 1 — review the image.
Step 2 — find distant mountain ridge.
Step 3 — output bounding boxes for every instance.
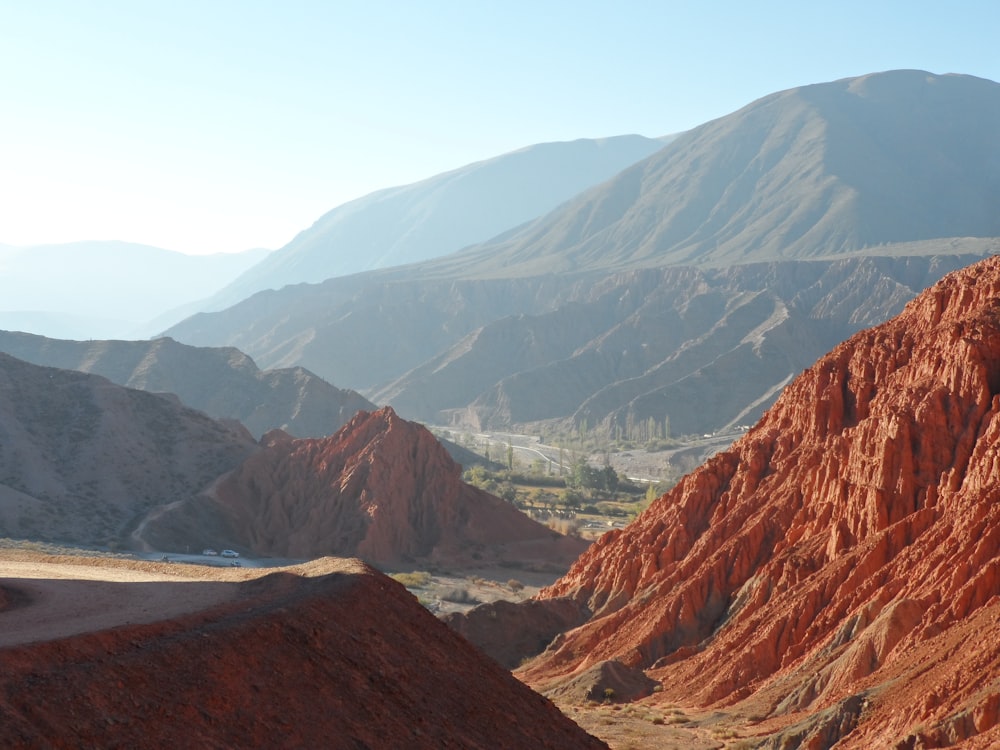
[414,70,1000,277]
[0,331,373,439]
[203,135,668,309]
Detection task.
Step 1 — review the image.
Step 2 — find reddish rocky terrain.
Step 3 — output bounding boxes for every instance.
[143,406,588,567]
[517,255,1000,747]
[0,553,604,748]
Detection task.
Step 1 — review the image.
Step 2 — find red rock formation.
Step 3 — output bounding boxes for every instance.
[173,406,588,566]
[521,256,1000,746]
[0,558,606,749]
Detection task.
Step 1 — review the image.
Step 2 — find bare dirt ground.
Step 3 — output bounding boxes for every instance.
[0,549,265,648]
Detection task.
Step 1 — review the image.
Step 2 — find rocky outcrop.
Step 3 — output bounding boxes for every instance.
[541,659,660,705]
[0,353,258,547]
[0,557,606,749]
[520,256,1000,746]
[145,407,589,566]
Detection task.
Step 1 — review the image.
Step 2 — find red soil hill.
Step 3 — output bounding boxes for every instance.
[200,406,587,565]
[522,256,1000,747]
[0,558,605,749]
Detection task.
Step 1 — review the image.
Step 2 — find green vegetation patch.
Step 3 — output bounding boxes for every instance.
[390,571,433,588]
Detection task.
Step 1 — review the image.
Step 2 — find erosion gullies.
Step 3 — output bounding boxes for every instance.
[388,255,982,437]
[0,558,606,749]
[142,406,589,566]
[521,256,1000,746]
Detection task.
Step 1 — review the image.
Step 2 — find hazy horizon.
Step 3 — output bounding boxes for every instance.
[2,1,999,255]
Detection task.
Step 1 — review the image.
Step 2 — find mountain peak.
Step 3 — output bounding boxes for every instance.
[146,406,589,566]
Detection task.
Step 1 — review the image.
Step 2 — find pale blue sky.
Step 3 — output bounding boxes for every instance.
[2,1,998,255]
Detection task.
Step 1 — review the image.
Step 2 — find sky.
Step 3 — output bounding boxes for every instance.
[2,1,999,256]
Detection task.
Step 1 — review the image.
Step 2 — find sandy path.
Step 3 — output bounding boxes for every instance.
[0,557,247,648]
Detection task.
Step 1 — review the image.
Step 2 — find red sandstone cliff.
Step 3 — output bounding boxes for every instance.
[521,256,1000,747]
[146,407,587,566]
[0,557,605,749]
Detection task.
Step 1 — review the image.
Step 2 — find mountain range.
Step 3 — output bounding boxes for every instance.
[164,70,1000,440]
[0,353,579,567]
[0,331,373,439]
[4,69,1000,748]
[140,406,588,565]
[202,135,668,310]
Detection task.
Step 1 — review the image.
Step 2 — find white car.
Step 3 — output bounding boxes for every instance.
[202,549,218,556]
[220,549,239,558]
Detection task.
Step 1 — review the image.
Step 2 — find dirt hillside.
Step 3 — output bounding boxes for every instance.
[0,552,605,749]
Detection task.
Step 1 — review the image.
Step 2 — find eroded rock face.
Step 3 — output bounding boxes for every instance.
[150,406,588,566]
[522,256,1000,746]
[0,558,606,749]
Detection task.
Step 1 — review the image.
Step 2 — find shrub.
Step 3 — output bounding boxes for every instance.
[390,571,432,588]
[441,587,479,604]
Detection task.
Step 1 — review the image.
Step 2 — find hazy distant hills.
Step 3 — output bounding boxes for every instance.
[0,241,268,340]
[0,332,374,439]
[202,135,668,309]
[164,70,1000,437]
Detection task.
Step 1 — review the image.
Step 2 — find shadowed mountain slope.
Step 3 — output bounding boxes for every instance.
[0,331,373,438]
[377,253,985,435]
[0,353,258,547]
[171,252,991,436]
[140,406,589,566]
[0,557,606,749]
[516,255,1000,747]
[204,135,666,309]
